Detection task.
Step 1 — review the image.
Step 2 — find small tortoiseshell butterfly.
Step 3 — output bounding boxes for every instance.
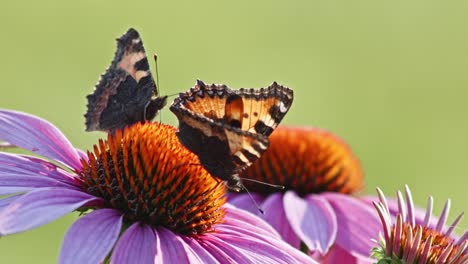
[85,28,167,133]
[170,80,293,191]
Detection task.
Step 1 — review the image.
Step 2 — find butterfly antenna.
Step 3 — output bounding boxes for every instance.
[181,163,265,213]
[159,109,163,123]
[239,183,264,214]
[153,53,160,92]
[153,53,163,123]
[240,177,285,190]
[164,92,179,98]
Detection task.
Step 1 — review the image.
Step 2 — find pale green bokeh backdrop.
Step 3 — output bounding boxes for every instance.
[1,1,467,263]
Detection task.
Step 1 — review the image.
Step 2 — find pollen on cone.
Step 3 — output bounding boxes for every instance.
[79,122,226,235]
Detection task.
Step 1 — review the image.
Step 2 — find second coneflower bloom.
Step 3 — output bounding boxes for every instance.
[372,186,467,264]
[0,110,315,263]
[228,126,382,263]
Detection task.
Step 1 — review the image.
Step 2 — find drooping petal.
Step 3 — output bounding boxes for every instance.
[59,209,123,264]
[0,188,102,235]
[215,228,318,264]
[200,234,249,263]
[0,152,79,184]
[223,204,281,239]
[0,174,79,195]
[313,245,374,264]
[0,194,22,209]
[0,186,34,196]
[0,110,82,169]
[227,193,264,214]
[202,235,262,263]
[110,223,156,264]
[75,148,88,161]
[284,191,337,254]
[260,193,301,248]
[322,193,381,258]
[155,227,204,263]
[210,233,317,264]
[181,236,221,264]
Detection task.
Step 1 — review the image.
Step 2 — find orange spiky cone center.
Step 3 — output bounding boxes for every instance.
[241,126,363,196]
[78,122,226,235]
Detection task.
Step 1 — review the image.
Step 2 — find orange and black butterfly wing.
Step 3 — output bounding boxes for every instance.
[236,82,293,136]
[170,80,293,189]
[85,28,167,133]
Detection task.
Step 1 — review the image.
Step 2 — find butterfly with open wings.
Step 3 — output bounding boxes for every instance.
[170,80,294,191]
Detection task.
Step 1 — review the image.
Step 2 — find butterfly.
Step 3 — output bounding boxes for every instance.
[85,28,167,133]
[170,80,293,191]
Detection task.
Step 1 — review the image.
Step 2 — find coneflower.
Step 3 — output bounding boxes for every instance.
[372,185,467,264]
[0,110,315,263]
[229,126,381,263]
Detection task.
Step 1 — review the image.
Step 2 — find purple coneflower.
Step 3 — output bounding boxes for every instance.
[228,126,381,263]
[0,110,315,264]
[372,185,467,264]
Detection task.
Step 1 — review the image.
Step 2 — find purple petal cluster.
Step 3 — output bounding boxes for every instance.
[230,191,381,263]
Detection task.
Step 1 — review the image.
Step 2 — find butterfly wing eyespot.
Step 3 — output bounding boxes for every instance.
[170,80,293,189]
[85,28,166,133]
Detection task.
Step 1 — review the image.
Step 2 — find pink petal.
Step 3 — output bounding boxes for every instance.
[111,223,156,264]
[202,235,261,263]
[323,193,381,258]
[314,245,374,264]
[0,152,78,184]
[284,191,337,254]
[260,193,301,248]
[75,149,88,161]
[227,193,264,214]
[435,199,450,232]
[210,233,316,264]
[0,188,101,235]
[215,224,279,248]
[363,195,438,227]
[0,194,22,209]
[223,204,281,238]
[0,174,79,195]
[196,237,239,262]
[0,110,82,169]
[155,227,202,263]
[59,209,123,264]
[181,236,221,264]
[0,186,35,196]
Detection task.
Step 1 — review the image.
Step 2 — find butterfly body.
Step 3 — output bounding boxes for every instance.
[170,80,293,190]
[85,28,167,133]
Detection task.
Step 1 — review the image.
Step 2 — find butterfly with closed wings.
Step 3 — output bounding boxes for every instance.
[85,28,167,133]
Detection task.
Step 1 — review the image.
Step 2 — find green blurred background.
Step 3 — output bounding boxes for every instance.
[1,0,467,262]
